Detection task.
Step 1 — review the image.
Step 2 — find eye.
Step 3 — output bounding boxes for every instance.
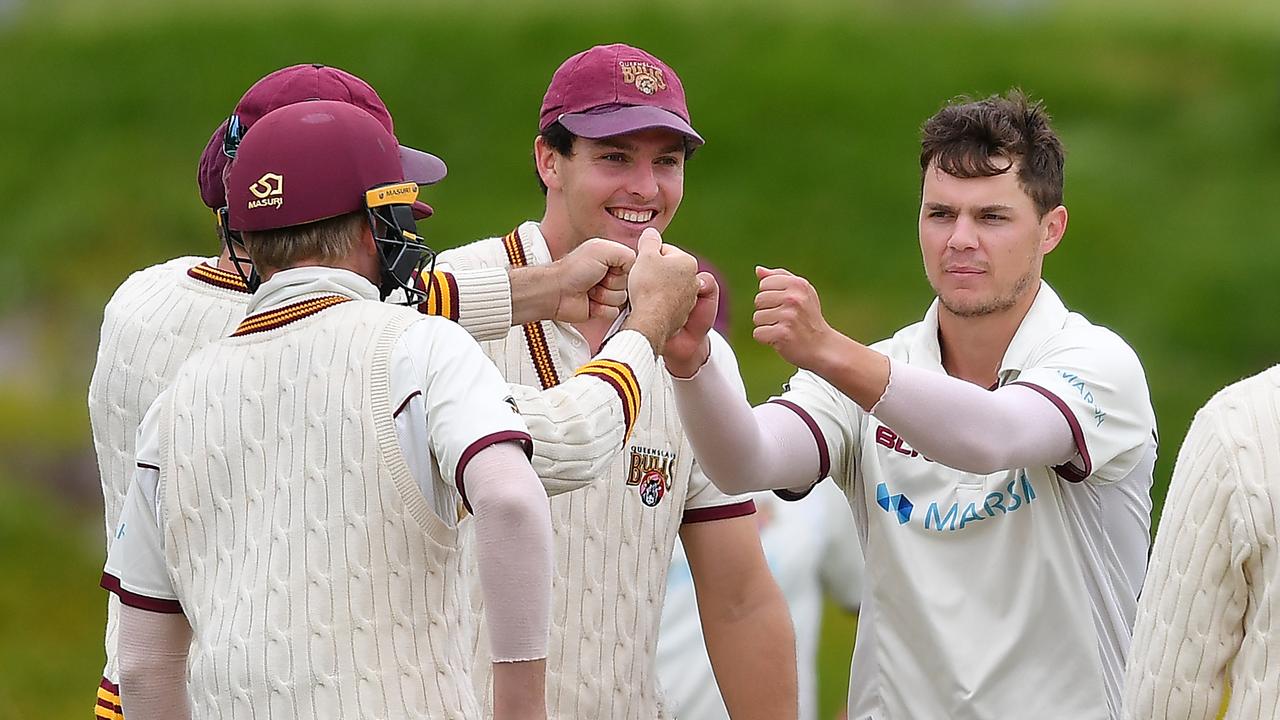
[982,213,1008,222]
[928,210,953,219]
[656,156,680,167]
[600,153,627,163]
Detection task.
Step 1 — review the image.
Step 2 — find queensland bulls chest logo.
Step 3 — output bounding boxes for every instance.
[627,445,676,507]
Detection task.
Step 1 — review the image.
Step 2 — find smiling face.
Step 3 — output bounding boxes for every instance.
[536,127,686,257]
[918,158,1067,319]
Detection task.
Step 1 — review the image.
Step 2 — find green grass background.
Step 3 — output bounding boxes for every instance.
[0,0,1276,716]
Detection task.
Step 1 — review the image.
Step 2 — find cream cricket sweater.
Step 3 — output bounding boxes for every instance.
[1124,365,1280,720]
[88,257,250,685]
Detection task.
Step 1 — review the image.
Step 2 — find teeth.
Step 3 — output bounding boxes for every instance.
[610,209,656,223]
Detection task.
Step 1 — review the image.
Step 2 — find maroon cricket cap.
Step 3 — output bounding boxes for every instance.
[226,101,427,232]
[539,44,703,146]
[198,63,446,210]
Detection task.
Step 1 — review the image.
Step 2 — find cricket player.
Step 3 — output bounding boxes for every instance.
[89,62,666,718]
[661,91,1158,719]
[101,99,558,718]
[1123,366,1280,720]
[439,44,798,719]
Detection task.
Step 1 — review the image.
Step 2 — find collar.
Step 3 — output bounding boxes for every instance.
[246,266,380,315]
[514,220,554,267]
[904,280,1070,377]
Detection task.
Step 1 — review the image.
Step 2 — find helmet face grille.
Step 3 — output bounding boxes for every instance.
[369,204,434,304]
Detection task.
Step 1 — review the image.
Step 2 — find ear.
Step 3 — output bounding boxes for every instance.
[1040,205,1068,254]
[534,135,564,192]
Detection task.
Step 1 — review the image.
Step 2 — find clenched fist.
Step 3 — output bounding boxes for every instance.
[752,266,837,370]
[551,238,635,323]
[621,229,701,354]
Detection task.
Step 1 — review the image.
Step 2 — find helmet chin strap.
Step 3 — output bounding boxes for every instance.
[217,207,262,292]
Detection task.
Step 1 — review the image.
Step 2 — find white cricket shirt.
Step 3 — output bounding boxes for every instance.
[775,282,1156,720]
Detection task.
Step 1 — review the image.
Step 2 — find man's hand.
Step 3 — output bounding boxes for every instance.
[662,270,718,378]
[552,238,634,323]
[509,239,633,326]
[622,228,700,355]
[752,266,837,371]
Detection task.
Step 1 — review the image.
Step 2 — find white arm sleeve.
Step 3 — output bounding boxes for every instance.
[117,604,192,720]
[869,359,1076,474]
[464,441,553,663]
[671,340,822,494]
[515,329,657,495]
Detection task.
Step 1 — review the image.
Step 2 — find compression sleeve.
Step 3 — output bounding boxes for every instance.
[464,440,553,663]
[671,342,822,494]
[869,359,1076,474]
[117,605,192,719]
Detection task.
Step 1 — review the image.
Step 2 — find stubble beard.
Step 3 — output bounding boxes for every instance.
[938,266,1037,318]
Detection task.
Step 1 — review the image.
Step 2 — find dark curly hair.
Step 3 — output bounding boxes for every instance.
[919,89,1065,216]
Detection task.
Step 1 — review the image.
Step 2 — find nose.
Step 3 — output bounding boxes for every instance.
[625,162,659,201]
[947,214,979,251]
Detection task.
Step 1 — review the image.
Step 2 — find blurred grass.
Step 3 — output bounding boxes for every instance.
[0,478,104,719]
[0,0,1276,716]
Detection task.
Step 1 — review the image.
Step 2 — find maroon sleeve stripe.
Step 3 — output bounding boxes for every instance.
[773,483,821,502]
[454,430,534,513]
[393,390,422,419]
[682,499,757,524]
[444,271,460,322]
[767,399,831,479]
[100,572,183,614]
[580,369,634,441]
[1009,380,1092,483]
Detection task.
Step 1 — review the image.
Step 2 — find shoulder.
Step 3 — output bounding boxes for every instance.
[105,256,202,303]
[437,234,512,271]
[1046,313,1141,361]
[1199,366,1280,440]
[1026,313,1148,387]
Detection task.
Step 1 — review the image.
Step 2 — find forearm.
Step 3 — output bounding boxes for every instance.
[672,343,821,493]
[699,573,798,720]
[517,330,655,495]
[492,659,548,720]
[466,442,553,663]
[507,265,560,325]
[117,605,192,720]
[869,360,1076,474]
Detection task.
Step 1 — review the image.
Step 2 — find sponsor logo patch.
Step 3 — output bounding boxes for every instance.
[619,61,667,95]
[627,445,675,507]
[876,483,914,524]
[247,172,283,209]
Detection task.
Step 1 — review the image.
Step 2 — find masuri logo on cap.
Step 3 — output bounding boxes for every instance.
[248,173,284,209]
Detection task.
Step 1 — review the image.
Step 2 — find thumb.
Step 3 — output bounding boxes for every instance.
[637,228,663,257]
[755,265,791,279]
[695,271,718,299]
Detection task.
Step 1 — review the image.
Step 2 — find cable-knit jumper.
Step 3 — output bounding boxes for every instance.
[1124,365,1280,719]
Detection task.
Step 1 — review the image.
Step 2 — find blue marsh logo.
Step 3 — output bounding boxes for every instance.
[876,483,914,524]
[923,472,1038,532]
